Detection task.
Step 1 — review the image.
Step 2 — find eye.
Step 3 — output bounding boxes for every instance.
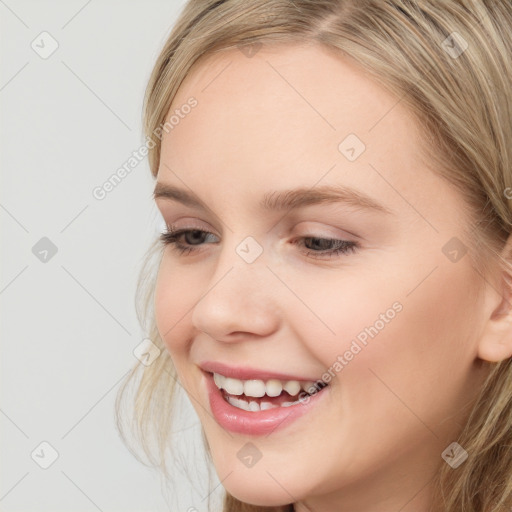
[159,227,219,255]
[292,236,359,259]
[159,228,360,259]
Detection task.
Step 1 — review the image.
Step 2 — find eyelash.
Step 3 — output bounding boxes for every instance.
[159,227,359,259]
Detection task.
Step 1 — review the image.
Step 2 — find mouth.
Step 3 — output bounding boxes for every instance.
[212,371,329,411]
[200,364,330,436]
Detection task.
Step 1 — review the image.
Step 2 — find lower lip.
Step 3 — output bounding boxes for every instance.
[203,371,329,436]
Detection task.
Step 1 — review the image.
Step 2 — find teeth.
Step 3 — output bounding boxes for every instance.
[265,379,283,397]
[244,379,266,397]
[302,381,316,393]
[213,372,224,388]
[212,372,327,399]
[282,400,301,407]
[225,395,287,411]
[248,401,260,412]
[226,396,250,411]
[283,380,301,396]
[223,377,244,395]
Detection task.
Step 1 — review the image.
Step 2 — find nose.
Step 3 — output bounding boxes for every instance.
[191,246,281,342]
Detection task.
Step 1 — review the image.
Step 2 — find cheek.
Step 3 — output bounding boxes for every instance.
[154,257,197,356]
[275,265,404,368]
[292,248,481,401]
[320,257,481,432]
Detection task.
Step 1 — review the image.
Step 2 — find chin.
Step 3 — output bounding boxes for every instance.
[223,481,294,507]
[209,460,307,507]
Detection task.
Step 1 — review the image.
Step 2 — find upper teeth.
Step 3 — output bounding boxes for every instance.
[213,372,317,397]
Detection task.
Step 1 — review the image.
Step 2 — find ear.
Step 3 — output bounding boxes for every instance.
[477,235,512,363]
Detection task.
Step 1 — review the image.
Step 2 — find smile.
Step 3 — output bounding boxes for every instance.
[201,364,330,435]
[213,372,327,411]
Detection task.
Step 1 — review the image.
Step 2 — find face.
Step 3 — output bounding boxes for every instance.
[153,42,493,511]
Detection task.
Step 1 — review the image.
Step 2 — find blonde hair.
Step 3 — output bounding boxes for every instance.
[115,1,512,510]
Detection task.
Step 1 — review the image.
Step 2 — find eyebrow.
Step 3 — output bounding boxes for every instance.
[153,183,393,215]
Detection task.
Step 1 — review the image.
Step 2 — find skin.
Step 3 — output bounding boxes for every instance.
[153,42,512,512]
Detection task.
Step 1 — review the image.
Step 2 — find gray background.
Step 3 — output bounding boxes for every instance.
[1,1,221,510]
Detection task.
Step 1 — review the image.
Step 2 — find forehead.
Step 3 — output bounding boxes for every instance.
[167,41,420,142]
[162,41,422,169]
[157,42,465,230]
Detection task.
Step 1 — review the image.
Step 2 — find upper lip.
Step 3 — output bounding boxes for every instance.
[199,360,324,382]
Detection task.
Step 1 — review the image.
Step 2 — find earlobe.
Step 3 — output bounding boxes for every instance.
[477,266,512,363]
[477,328,512,363]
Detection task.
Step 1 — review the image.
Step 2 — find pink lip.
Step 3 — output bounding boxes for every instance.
[201,369,329,436]
[199,360,322,382]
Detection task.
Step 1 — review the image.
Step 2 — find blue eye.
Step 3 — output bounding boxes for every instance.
[159,228,359,259]
[159,228,218,256]
[295,236,358,259]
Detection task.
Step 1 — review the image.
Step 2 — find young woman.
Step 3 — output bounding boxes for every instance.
[116,1,512,510]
